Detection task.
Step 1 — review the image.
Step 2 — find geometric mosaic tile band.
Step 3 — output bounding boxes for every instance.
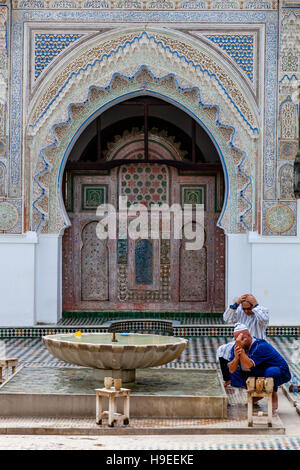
[0,326,299,338]
[58,314,300,336]
[59,315,226,326]
[60,312,225,325]
[0,327,109,339]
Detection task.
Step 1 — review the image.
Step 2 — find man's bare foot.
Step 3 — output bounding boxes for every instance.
[224,380,231,387]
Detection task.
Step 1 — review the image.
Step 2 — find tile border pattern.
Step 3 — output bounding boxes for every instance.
[0,325,299,338]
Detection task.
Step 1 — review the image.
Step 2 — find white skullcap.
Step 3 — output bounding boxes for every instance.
[234,322,249,333]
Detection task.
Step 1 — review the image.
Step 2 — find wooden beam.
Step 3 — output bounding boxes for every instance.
[65,160,222,172]
[144,103,149,161]
[97,116,102,161]
[191,118,196,164]
[117,99,169,105]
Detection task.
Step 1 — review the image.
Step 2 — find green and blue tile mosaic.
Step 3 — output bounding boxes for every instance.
[205,34,255,82]
[34,33,83,79]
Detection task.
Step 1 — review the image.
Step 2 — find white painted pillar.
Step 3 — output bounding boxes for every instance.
[248,202,300,324]
[225,232,251,307]
[35,233,63,325]
[0,231,37,326]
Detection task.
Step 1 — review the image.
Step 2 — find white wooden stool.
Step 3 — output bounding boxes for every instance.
[95,387,130,427]
[0,358,18,383]
[246,377,274,427]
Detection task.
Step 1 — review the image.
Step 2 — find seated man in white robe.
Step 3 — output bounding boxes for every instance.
[216,294,269,386]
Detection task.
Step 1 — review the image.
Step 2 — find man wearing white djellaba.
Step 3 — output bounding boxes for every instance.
[217,294,270,386]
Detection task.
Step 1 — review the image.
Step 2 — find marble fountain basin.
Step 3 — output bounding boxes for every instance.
[42,333,188,382]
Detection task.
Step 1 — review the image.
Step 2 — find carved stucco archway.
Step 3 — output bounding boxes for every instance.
[25,28,260,235]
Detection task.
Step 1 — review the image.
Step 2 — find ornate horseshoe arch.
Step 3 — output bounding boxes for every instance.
[25,28,260,235]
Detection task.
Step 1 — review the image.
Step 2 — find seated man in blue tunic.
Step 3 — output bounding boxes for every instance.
[228,323,291,411]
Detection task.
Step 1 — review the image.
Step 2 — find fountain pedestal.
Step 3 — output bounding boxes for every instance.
[93,369,135,382]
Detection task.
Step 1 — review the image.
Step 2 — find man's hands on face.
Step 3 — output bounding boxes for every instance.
[234,333,247,359]
[234,344,242,359]
[235,333,244,348]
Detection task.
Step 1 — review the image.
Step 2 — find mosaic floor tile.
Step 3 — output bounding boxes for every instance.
[0,434,298,450]
[0,335,298,440]
[0,336,298,368]
[0,402,284,431]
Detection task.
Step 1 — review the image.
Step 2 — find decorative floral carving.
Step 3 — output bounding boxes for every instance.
[280,97,297,140]
[279,164,295,200]
[0,202,19,231]
[266,205,294,233]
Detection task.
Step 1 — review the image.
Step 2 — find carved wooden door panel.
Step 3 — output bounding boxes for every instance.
[173,172,225,312]
[179,222,207,302]
[62,168,225,313]
[62,172,116,311]
[81,221,108,301]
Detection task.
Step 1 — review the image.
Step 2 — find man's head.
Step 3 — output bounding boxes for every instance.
[241,300,254,316]
[233,323,253,350]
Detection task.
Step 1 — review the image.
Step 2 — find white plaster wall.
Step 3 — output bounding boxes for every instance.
[249,232,300,325]
[225,202,300,325]
[225,233,251,306]
[35,234,62,325]
[0,232,37,326]
[0,232,62,326]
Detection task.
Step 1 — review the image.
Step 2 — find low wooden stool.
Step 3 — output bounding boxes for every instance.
[246,377,274,427]
[0,358,18,383]
[95,387,130,427]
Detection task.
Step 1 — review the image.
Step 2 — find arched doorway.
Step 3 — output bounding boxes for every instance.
[62,96,225,313]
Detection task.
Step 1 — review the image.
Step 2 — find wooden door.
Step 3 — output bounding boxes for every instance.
[62,167,225,313]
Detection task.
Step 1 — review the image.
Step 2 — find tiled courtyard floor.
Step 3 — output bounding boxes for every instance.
[0,388,286,435]
[0,335,299,449]
[0,432,299,450]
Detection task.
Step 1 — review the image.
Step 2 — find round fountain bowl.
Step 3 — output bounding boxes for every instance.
[42,333,188,382]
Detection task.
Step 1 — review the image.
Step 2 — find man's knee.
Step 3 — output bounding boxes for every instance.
[230,370,247,388]
[265,366,281,379]
[264,367,282,392]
